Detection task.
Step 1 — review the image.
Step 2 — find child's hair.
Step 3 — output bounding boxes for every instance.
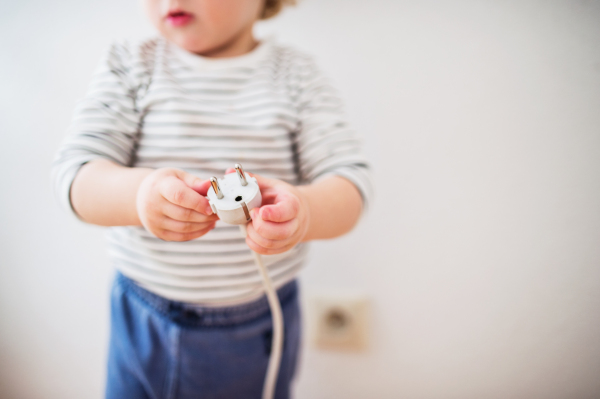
[261,0,296,19]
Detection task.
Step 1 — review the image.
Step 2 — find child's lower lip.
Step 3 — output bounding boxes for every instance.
[166,14,193,27]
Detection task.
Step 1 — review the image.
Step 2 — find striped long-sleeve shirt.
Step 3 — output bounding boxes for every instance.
[52,37,372,305]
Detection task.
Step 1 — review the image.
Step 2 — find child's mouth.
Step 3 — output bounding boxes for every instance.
[166,10,193,27]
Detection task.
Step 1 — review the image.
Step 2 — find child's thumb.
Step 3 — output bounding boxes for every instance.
[173,169,211,195]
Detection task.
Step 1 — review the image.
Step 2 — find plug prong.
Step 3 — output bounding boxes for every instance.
[210,177,223,199]
[240,201,251,221]
[235,163,248,186]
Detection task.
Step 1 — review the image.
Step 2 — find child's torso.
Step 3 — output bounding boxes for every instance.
[107,38,308,305]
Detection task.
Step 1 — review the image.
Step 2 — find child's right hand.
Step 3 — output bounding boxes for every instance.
[136,168,218,241]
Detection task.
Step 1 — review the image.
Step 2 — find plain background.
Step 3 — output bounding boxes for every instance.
[1,0,600,398]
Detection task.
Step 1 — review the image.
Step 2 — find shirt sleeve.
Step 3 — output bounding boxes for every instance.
[293,57,373,210]
[51,42,142,219]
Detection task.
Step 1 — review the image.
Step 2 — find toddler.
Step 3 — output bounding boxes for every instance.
[52,0,371,398]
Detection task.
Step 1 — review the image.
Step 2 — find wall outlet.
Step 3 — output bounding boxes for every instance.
[308,294,370,351]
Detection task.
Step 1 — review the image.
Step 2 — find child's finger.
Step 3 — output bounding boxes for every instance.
[251,213,298,240]
[161,202,219,223]
[246,221,293,249]
[172,169,211,195]
[245,234,297,255]
[159,176,213,215]
[158,223,216,242]
[251,173,281,192]
[160,218,216,234]
[256,193,299,223]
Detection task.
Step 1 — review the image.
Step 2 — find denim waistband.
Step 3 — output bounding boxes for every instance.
[115,272,298,328]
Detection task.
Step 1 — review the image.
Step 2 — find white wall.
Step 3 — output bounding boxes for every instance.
[1,1,599,398]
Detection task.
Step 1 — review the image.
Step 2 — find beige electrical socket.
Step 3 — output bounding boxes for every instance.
[308,294,369,351]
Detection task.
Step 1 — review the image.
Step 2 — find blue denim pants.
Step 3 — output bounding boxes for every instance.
[106,272,301,399]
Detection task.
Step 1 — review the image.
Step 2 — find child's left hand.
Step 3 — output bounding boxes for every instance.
[225,169,310,255]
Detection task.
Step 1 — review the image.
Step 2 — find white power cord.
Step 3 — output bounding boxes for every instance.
[240,223,284,399]
[206,164,284,399]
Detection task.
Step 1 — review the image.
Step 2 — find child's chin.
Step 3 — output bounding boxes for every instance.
[167,34,209,55]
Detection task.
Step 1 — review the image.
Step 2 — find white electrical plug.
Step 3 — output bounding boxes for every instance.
[206,164,262,224]
[206,164,283,399]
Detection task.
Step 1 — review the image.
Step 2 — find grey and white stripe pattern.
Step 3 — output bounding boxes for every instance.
[52,37,372,305]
